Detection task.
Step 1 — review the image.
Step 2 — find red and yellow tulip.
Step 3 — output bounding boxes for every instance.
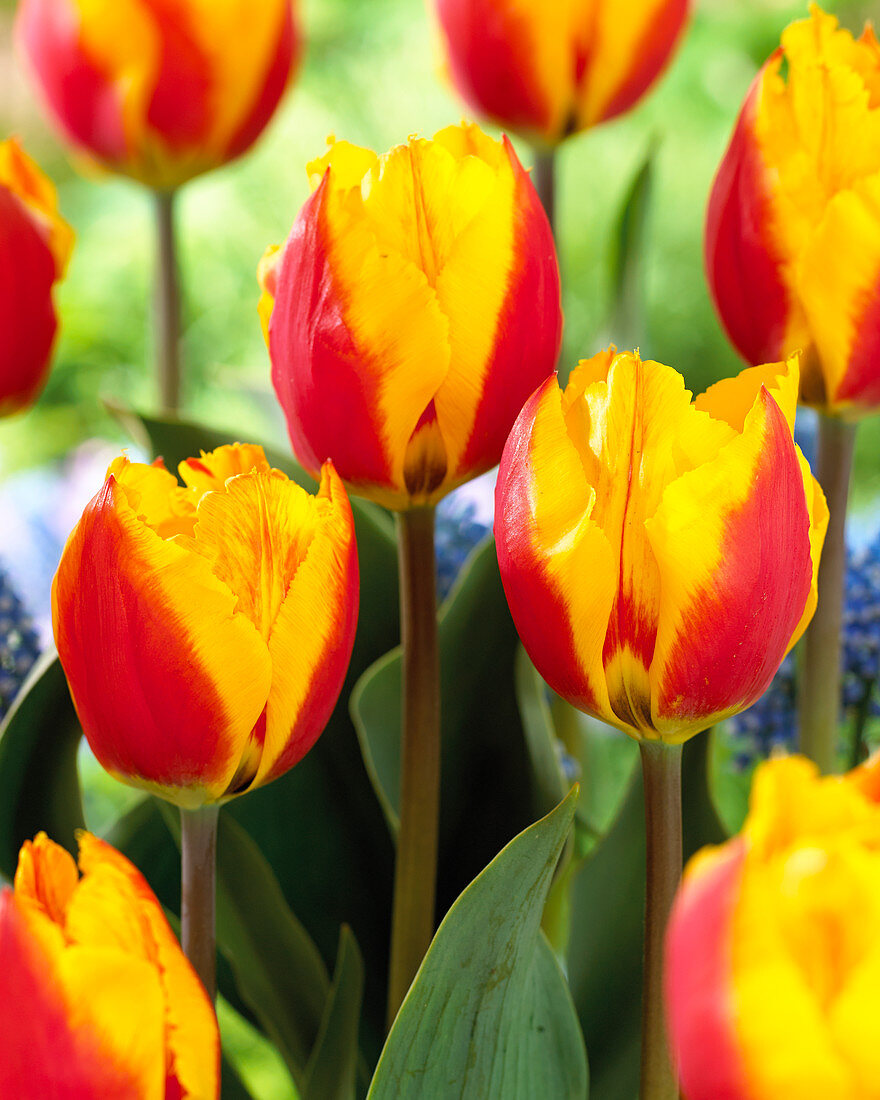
[1,831,218,1098]
[52,443,358,807]
[495,349,827,742]
[16,0,300,190]
[666,754,880,1099]
[433,0,690,145]
[259,122,562,510]
[0,138,73,416]
[706,6,880,416]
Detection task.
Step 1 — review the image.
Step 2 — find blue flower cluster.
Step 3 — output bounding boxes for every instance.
[728,530,880,766]
[434,495,492,601]
[0,564,41,721]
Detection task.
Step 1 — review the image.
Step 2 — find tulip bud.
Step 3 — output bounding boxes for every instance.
[495,349,827,742]
[706,6,880,416]
[1,831,218,1098]
[433,0,689,145]
[259,122,561,510]
[0,138,72,416]
[52,443,358,807]
[666,754,880,1099]
[16,0,301,190]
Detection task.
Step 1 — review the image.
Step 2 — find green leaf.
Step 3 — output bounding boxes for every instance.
[351,536,536,910]
[302,926,365,1100]
[368,789,586,1099]
[514,645,568,818]
[605,143,657,352]
[0,650,84,875]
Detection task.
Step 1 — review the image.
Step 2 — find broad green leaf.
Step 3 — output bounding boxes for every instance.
[368,788,586,1099]
[351,536,536,914]
[302,926,365,1100]
[0,650,84,875]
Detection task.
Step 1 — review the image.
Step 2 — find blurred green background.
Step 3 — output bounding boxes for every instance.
[2,0,879,509]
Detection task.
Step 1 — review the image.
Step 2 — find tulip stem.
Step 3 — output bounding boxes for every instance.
[799,414,857,773]
[532,148,556,235]
[639,740,681,1100]
[386,505,441,1030]
[180,803,219,1000]
[154,188,182,416]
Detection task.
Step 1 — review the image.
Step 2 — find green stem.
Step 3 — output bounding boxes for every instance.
[180,803,219,999]
[386,506,441,1029]
[850,678,875,771]
[638,740,682,1100]
[154,188,182,416]
[532,147,556,237]
[798,414,857,773]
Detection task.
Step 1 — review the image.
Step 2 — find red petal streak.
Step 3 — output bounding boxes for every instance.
[460,138,561,477]
[143,0,212,148]
[53,479,235,792]
[666,841,754,1100]
[269,177,396,491]
[0,188,58,414]
[598,0,690,124]
[436,0,554,137]
[0,891,131,1099]
[656,392,811,723]
[837,273,880,410]
[15,0,128,163]
[705,68,792,368]
[495,378,601,714]
[225,4,298,161]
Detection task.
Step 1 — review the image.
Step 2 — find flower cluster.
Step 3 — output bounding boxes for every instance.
[0,567,40,721]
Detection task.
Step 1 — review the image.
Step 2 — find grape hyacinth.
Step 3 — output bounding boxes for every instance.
[434,477,493,600]
[727,527,880,767]
[0,564,41,721]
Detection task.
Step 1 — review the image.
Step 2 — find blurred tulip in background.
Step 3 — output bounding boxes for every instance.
[0,831,219,1099]
[15,0,300,190]
[495,349,827,742]
[52,443,358,807]
[0,137,72,416]
[433,0,690,145]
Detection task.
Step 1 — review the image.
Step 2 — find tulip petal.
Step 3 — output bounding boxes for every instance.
[0,186,59,415]
[52,474,271,805]
[74,834,220,1098]
[798,173,880,413]
[496,375,616,720]
[0,890,159,1099]
[576,0,689,128]
[255,462,359,787]
[647,386,812,740]
[666,839,754,1100]
[270,171,449,506]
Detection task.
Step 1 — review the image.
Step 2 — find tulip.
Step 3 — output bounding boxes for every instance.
[706,6,880,416]
[259,122,562,512]
[15,0,300,191]
[666,754,880,1099]
[0,138,73,416]
[52,442,358,808]
[496,349,827,743]
[433,0,690,146]
[707,6,880,770]
[1,830,219,1098]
